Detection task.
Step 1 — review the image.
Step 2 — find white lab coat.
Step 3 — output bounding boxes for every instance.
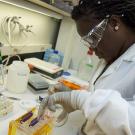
[82,44,135,135]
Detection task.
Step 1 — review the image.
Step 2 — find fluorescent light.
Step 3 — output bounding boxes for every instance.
[0,0,63,19]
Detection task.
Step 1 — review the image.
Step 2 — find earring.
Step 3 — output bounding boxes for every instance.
[115,26,119,31]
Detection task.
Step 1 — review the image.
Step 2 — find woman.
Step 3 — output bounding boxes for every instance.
[39,0,135,134]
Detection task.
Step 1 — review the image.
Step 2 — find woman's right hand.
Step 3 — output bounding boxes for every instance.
[38,90,90,118]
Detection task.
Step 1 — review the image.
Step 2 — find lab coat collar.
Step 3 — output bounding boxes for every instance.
[91,59,106,88]
[96,43,135,80]
[122,43,135,62]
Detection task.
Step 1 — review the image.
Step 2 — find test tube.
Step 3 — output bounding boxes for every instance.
[20,112,33,123]
[29,117,39,127]
[32,121,43,131]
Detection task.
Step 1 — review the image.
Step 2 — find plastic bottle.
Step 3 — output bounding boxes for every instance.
[58,51,64,66]
[6,61,30,93]
[77,49,94,81]
[48,50,61,66]
[43,48,54,62]
[44,49,64,66]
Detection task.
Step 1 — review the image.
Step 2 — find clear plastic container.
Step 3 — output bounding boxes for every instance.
[0,96,13,118]
[44,49,64,66]
[48,50,61,66]
[58,51,64,66]
[77,49,94,81]
[6,61,30,93]
[43,48,54,62]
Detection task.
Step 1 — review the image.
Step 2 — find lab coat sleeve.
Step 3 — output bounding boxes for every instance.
[82,90,134,135]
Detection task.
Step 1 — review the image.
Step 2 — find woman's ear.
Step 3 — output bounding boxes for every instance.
[108,15,121,32]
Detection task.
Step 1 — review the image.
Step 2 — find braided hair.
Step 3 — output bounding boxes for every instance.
[72,0,135,32]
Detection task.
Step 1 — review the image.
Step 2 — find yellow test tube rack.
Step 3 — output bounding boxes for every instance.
[8,108,54,135]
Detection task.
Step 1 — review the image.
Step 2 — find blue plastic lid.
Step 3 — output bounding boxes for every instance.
[53,50,58,54]
[62,71,71,76]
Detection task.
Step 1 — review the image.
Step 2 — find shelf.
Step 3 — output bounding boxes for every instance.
[26,0,71,17]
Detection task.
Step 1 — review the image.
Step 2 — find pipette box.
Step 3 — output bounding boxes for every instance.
[8,108,54,135]
[28,74,49,92]
[24,58,63,79]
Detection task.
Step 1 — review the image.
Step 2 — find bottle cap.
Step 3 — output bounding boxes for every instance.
[54,50,58,54]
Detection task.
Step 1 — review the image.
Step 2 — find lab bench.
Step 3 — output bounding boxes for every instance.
[0,83,85,135]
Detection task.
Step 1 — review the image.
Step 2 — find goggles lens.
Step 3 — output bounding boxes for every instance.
[82,19,108,48]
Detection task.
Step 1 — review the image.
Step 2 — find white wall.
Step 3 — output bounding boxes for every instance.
[0,0,61,55]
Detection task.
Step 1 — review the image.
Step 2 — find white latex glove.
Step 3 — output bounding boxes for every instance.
[38,83,71,119]
[38,90,90,121]
[48,90,90,113]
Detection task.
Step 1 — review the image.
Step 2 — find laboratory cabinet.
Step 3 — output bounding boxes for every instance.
[26,0,71,16]
[41,0,73,13]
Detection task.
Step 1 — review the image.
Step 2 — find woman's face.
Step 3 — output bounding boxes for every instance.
[76,15,126,64]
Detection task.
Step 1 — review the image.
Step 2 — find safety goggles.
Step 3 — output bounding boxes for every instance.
[81,19,108,49]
